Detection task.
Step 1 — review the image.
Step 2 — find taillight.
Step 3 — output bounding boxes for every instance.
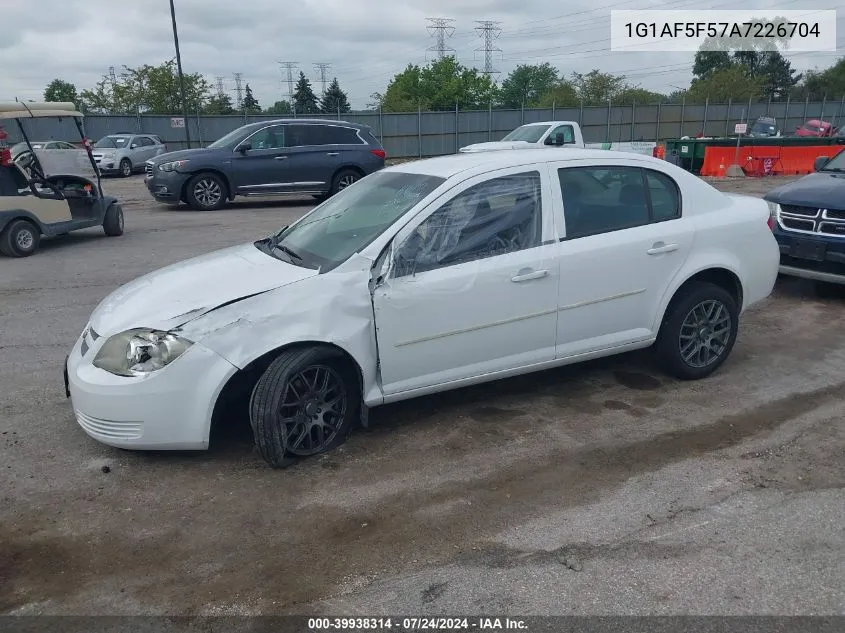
[767,216,774,230]
[370,149,386,160]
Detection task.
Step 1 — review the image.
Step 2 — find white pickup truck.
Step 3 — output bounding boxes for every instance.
[459,121,656,156]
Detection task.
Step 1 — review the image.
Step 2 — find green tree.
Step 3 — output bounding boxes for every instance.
[570,70,627,104]
[241,84,261,114]
[43,79,78,105]
[536,81,579,107]
[80,59,210,114]
[293,72,319,114]
[687,66,766,102]
[497,63,559,108]
[693,51,733,79]
[380,57,497,112]
[795,57,845,100]
[320,78,351,114]
[265,100,293,115]
[204,93,235,115]
[615,87,667,105]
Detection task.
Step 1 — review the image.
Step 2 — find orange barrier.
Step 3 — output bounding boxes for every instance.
[700,144,845,177]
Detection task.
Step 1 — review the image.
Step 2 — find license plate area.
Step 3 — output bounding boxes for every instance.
[792,239,826,262]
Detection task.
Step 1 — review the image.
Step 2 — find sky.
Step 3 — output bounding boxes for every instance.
[3,0,842,110]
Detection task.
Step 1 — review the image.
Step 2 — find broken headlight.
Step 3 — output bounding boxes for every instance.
[92,329,193,376]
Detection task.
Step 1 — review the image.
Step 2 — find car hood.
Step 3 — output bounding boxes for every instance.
[88,243,317,337]
[147,147,228,165]
[459,141,538,152]
[763,171,845,208]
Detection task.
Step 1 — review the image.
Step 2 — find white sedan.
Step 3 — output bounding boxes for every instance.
[65,149,780,467]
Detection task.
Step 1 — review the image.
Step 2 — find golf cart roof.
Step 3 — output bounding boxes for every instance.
[0,102,83,120]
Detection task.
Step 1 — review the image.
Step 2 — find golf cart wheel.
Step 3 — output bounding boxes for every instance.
[119,159,132,178]
[186,172,228,210]
[329,169,361,195]
[103,203,124,236]
[655,281,738,380]
[0,219,40,257]
[249,346,359,468]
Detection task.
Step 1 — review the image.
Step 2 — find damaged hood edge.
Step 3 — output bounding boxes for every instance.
[88,243,318,337]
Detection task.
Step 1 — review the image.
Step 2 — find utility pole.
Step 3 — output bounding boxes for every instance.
[233,72,243,109]
[278,61,298,103]
[314,63,331,96]
[474,20,502,78]
[426,17,456,59]
[168,0,191,148]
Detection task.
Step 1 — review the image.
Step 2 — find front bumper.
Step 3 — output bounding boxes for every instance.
[773,228,845,285]
[66,331,239,450]
[144,168,190,203]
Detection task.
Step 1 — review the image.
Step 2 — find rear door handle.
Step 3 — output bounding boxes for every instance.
[647,242,679,255]
[326,152,339,156]
[274,156,288,161]
[511,268,549,282]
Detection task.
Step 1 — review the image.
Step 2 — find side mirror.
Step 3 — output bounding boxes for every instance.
[555,132,565,146]
[236,143,251,154]
[814,156,829,171]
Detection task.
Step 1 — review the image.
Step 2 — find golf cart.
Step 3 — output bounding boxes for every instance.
[0,101,124,257]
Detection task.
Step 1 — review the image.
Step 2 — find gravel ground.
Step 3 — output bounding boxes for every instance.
[1,172,843,616]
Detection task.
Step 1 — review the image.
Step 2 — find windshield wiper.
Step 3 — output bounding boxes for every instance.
[274,243,302,261]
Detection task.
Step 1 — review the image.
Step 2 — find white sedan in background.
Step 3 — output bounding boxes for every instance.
[65,148,780,467]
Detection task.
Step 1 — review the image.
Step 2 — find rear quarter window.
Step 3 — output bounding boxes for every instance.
[327,126,364,145]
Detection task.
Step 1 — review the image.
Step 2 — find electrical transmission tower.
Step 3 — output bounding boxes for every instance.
[426,18,456,59]
[108,66,117,87]
[314,63,331,95]
[474,21,502,77]
[279,61,298,101]
[215,76,226,98]
[233,73,243,108]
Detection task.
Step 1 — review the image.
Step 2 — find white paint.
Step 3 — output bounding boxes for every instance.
[67,148,780,451]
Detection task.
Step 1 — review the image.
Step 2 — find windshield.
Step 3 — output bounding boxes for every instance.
[94,136,130,149]
[819,148,845,171]
[501,124,548,143]
[751,122,776,134]
[11,142,35,153]
[207,126,254,149]
[257,171,446,271]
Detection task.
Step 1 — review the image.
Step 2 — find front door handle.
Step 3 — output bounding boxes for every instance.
[326,152,339,156]
[274,156,288,161]
[511,268,549,282]
[647,242,679,255]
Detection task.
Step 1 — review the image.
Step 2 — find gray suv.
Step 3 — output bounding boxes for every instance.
[143,119,386,210]
[92,134,167,177]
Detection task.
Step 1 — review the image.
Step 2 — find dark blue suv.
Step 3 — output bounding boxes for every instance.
[144,119,386,210]
[764,148,845,291]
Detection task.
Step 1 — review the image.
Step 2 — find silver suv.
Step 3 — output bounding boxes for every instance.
[92,134,167,177]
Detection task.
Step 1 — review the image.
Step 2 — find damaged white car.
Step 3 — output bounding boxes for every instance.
[65,148,779,467]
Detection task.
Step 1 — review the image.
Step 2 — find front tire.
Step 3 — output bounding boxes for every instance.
[655,281,739,380]
[249,347,359,468]
[119,158,132,178]
[186,173,228,210]
[0,219,40,257]
[103,203,124,236]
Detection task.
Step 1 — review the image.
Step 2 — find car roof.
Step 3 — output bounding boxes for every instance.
[243,118,367,129]
[387,148,666,179]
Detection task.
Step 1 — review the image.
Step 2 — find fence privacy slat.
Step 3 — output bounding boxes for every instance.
[5,100,840,159]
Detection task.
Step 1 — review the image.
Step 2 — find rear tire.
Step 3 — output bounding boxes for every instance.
[249,347,359,468]
[186,173,228,210]
[103,203,124,236]
[329,169,361,196]
[119,159,132,178]
[655,281,739,380]
[0,219,40,257]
